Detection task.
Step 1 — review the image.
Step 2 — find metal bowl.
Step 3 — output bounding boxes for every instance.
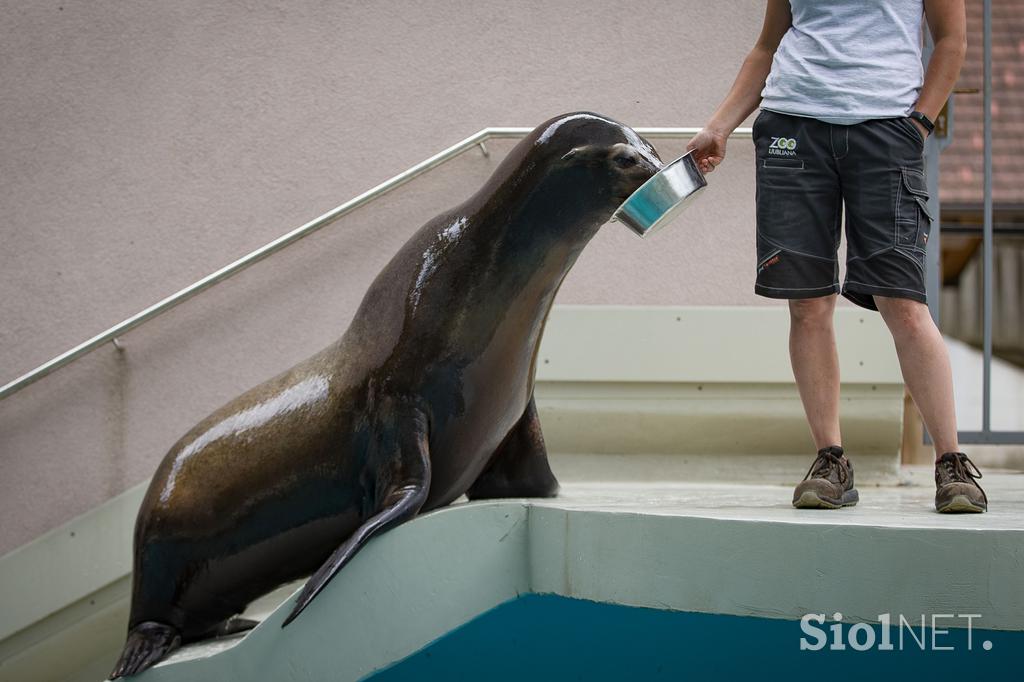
[611,150,707,238]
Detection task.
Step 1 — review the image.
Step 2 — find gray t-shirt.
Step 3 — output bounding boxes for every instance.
[761,0,924,125]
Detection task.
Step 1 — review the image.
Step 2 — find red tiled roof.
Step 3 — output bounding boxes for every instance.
[939,0,1024,206]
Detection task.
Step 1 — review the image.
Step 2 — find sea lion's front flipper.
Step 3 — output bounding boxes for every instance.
[282,408,431,627]
[467,396,559,500]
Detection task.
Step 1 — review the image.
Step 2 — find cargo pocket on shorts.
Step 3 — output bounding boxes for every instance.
[895,167,932,253]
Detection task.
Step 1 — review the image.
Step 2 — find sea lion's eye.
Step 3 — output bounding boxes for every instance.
[613,153,638,169]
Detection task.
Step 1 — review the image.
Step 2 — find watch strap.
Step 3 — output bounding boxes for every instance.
[909,110,935,134]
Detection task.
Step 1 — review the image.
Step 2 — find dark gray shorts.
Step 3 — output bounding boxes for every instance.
[752,109,932,311]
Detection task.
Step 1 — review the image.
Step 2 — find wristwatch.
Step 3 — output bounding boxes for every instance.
[909,111,935,135]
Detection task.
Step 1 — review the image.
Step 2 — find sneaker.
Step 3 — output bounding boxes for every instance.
[935,452,987,513]
[792,446,859,509]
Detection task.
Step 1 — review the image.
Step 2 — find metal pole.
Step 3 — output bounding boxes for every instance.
[982,0,993,433]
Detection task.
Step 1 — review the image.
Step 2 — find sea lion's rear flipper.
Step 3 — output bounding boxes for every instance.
[282,407,431,627]
[108,621,181,679]
[467,396,559,500]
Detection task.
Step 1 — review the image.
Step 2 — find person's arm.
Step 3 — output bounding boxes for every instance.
[687,0,792,174]
[913,0,967,137]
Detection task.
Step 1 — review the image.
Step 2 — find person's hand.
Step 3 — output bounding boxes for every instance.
[686,127,728,174]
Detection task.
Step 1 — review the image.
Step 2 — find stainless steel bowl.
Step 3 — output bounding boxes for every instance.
[611,150,707,238]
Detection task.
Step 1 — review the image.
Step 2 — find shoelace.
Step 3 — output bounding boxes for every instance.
[941,453,987,502]
[803,450,848,485]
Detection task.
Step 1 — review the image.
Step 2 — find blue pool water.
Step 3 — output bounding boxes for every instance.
[366,594,1020,680]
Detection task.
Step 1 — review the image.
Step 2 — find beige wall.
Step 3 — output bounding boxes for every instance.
[0,1,767,555]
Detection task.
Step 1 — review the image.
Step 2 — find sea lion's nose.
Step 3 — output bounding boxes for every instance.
[639,155,661,176]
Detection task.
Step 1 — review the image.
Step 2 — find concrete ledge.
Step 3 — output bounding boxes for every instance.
[0,485,142,682]
[4,474,1023,681]
[0,486,142,644]
[537,382,903,485]
[131,479,1024,681]
[535,305,904,484]
[535,305,900,384]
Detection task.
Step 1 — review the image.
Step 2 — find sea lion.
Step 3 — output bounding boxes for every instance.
[110,112,662,678]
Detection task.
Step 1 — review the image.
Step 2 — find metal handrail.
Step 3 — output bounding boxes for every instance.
[0,126,751,401]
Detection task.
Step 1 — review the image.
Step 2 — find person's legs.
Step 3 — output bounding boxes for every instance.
[788,294,858,509]
[788,295,842,450]
[873,296,958,457]
[750,111,854,508]
[838,118,986,512]
[875,296,987,512]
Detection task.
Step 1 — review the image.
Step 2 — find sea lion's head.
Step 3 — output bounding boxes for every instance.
[529,112,663,219]
[465,113,663,243]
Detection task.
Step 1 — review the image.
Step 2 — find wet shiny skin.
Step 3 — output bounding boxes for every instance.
[127,113,661,644]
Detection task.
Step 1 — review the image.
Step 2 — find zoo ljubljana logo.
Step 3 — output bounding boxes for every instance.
[769,136,798,156]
